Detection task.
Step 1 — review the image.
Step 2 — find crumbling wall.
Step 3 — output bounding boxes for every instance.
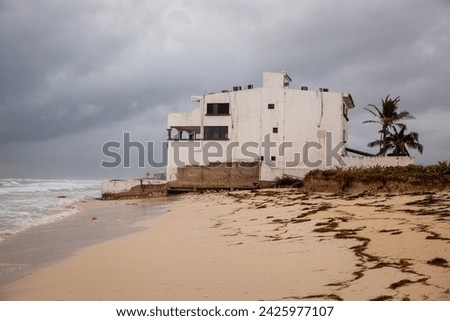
[169,162,260,190]
[101,179,167,199]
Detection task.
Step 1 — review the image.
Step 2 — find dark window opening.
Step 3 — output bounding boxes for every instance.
[272,127,278,133]
[260,156,264,161]
[203,126,228,140]
[268,103,275,109]
[206,103,230,115]
[271,156,276,161]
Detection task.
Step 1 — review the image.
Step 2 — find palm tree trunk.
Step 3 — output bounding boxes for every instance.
[381,126,387,156]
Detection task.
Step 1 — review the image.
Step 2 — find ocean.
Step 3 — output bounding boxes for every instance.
[0,179,101,242]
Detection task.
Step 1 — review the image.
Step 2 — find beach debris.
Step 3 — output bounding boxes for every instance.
[405,195,439,206]
[388,279,415,289]
[425,231,450,241]
[57,195,66,198]
[426,257,449,267]
[290,294,343,301]
[379,229,403,235]
[91,216,98,221]
[370,295,394,301]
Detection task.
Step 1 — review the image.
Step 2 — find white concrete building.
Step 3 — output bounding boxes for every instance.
[166,72,413,183]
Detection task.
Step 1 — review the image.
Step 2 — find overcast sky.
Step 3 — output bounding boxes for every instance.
[1,0,449,179]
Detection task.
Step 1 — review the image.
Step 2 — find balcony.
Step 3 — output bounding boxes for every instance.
[167,107,202,140]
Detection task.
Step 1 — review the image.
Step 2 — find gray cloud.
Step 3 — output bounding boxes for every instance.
[0,0,449,178]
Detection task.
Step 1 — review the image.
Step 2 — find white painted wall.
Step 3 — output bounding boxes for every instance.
[101,179,166,195]
[167,107,202,128]
[342,156,414,168]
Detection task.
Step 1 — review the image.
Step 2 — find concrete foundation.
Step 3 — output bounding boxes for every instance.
[168,161,260,191]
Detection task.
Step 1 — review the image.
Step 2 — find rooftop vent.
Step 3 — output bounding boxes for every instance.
[221,90,229,93]
[247,84,253,89]
[301,86,308,90]
[319,88,329,92]
[232,86,242,91]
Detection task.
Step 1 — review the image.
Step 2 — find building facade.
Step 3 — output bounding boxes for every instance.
[166,72,411,183]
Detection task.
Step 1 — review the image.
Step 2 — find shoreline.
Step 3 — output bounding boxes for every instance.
[1,189,449,300]
[0,178,102,244]
[0,197,170,291]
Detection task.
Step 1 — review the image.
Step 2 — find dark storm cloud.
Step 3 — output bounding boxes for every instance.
[0,0,195,143]
[0,0,449,178]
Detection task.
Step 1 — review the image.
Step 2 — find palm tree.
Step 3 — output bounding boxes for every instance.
[364,95,415,156]
[385,126,423,156]
[367,126,423,156]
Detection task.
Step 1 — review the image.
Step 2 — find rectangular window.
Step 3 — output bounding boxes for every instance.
[203,126,228,140]
[268,103,275,109]
[206,103,229,115]
[272,127,278,133]
[271,156,276,161]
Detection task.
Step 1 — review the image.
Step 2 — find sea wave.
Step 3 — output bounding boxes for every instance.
[0,179,101,242]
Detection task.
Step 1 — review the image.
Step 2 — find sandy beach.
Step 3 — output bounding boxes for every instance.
[0,189,449,301]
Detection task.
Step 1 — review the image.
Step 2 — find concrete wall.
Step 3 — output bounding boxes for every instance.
[259,165,311,182]
[166,139,258,181]
[168,162,260,190]
[258,157,414,181]
[167,107,202,129]
[342,156,414,168]
[101,179,166,199]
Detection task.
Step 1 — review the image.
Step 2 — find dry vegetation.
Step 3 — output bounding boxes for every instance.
[302,161,450,194]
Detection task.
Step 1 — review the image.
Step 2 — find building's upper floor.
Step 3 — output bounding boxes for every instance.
[167,72,354,142]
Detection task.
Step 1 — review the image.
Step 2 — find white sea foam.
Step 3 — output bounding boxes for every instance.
[0,179,101,242]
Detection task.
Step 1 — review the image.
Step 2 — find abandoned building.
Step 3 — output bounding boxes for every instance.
[165,72,412,189]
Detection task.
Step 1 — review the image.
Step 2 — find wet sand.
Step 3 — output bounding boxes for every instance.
[1,190,449,300]
[0,198,168,296]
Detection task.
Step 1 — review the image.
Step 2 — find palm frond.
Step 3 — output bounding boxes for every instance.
[364,106,382,118]
[394,123,407,130]
[396,110,415,121]
[367,140,382,148]
[362,120,381,124]
[409,131,419,141]
[406,141,424,154]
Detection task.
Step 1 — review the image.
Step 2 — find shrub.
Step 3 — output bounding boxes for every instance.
[274,175,304,188]
[304,161,450,185]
